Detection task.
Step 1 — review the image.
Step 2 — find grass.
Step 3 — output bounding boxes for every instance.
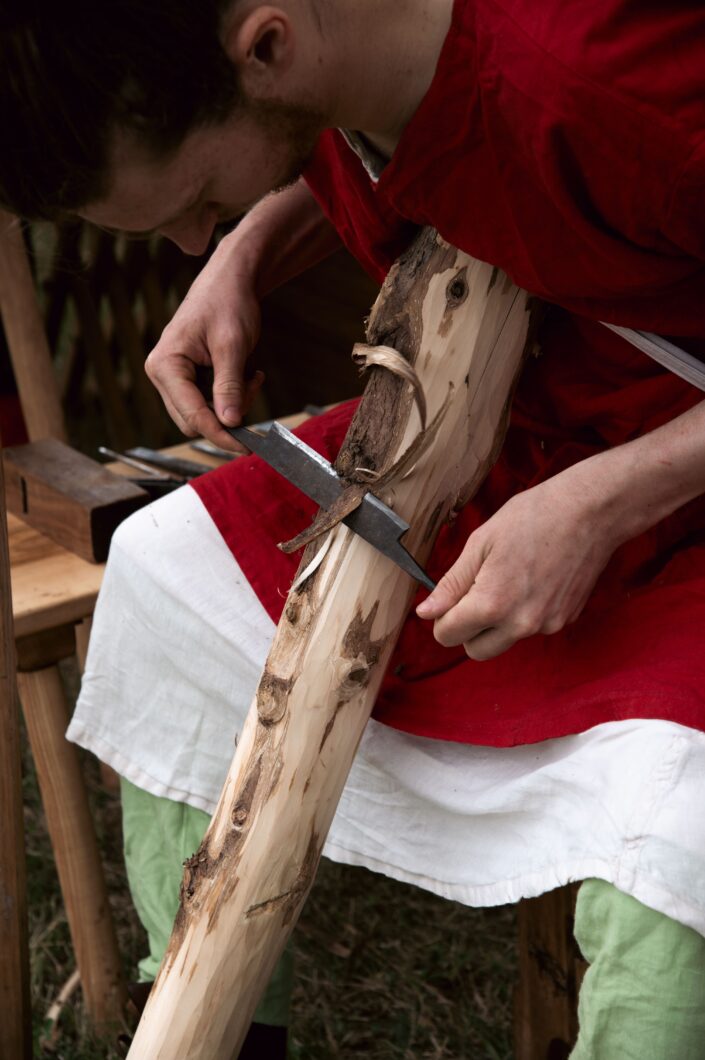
[22,666,518,1060]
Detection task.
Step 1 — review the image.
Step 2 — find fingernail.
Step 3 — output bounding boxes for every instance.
[416,598,434,617]
[221,406,240,425]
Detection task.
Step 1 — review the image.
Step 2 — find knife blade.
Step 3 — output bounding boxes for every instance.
[228,423,435,590]
[603,325,705,391]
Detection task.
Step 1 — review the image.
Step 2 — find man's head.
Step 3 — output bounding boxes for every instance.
[1,0,326,248]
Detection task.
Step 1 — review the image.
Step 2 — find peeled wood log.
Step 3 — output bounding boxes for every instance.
[128,229,534,1059]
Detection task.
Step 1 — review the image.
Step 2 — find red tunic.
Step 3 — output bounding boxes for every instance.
[193,0,705,745]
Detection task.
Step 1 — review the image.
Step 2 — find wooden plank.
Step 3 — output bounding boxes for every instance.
[16,622,76,672]
[0,449,32,1058]
[3,438,148,562]
[8,515,103,638]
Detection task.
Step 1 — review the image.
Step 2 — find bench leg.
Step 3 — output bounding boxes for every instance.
[18,665,127,1035]
[514,884,587,1060]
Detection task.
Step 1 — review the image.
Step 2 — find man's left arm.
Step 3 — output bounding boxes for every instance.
[417,398,705,660]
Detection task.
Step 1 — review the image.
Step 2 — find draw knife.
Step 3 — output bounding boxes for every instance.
[603,326,705,392]
[224,330,698,594]
[227,423,436,590]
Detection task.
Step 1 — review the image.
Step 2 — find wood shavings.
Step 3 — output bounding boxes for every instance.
[277,353,445,558]
[40,969,81,1051]
[278,483,367,554]
[290,529,335,591]
[369,384,452,491]
[277,387,451,557]
[352,343,427,430]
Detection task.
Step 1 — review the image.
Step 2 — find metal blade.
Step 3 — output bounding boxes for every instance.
[126,447,210,480]
[229,423,346,509]
[228,424,435,589]
[602,325,705,392]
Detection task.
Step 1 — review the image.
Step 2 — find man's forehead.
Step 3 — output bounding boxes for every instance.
[82,129,204,228]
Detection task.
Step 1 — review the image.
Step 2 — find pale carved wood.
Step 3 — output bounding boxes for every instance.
[128,229,534,1058]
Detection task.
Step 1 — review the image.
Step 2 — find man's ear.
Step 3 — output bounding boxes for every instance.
[221,5,294,98]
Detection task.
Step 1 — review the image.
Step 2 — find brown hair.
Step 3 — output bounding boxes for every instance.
[0,0,240,219]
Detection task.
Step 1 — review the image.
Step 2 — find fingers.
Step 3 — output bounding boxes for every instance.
[145,299,264,450]
[414,531,564,661]
[214,369,266,426]
[416,541,483,620]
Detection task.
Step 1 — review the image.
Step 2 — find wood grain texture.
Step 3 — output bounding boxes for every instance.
[128,230,534,1059]
[18,666,127,1033]
[3,439,148,562]
[514,885,588,1060]
[8,513,104,638]
[0,455,32,1059]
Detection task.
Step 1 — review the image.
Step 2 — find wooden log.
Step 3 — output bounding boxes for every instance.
[18,665,127,1034]
[128,230,534,1058]
[0,209,67,443]
[0,451,32,1060]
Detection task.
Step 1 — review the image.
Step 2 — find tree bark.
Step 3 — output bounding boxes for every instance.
[128,230,534,1059]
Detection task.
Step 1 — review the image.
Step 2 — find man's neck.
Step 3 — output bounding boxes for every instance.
[321,0,455,151]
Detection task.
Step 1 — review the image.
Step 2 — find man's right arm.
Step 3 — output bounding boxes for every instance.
[145,178,341,450]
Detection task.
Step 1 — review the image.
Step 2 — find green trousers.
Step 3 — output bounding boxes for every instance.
[572,879,705,1059]
[121,779,705,1054]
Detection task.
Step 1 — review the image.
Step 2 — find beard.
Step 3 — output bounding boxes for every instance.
[244,95,327,193]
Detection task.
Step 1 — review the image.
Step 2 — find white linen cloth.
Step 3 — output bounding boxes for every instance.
[67,485,705,937]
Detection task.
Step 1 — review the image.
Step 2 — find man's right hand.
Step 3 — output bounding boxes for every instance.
[145,235,265,453]
[143,179,342,452]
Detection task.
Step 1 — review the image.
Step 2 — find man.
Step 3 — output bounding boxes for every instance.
[4,0,705,1055]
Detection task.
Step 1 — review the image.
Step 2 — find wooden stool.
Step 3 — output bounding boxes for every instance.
[515,885,588,1058]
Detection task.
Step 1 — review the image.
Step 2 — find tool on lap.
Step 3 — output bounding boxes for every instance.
[222,328,705,592]
[228,422,436,591]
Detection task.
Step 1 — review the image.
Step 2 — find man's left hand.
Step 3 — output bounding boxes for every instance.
[415,465,623,660]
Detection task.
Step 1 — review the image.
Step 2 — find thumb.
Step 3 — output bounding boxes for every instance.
[213,370,248,426]
[416,537,484,620]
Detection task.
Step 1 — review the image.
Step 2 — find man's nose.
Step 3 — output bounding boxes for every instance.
[160,206,217,256]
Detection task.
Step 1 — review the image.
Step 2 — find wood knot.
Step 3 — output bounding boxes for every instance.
[257,672,293,726]
[336,656,372,702]
[446,269,469,308]
[231,806,248,830]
